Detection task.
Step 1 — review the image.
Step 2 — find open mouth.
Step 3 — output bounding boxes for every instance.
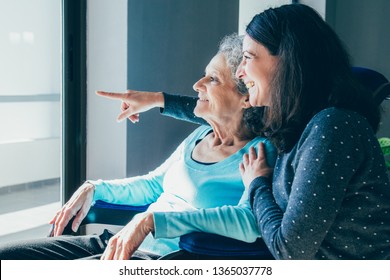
[246,81,255,89]
[198,96,209,102]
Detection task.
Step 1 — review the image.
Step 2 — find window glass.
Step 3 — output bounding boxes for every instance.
[0,0,61,244]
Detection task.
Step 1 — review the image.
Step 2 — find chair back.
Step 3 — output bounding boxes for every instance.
[352,67,390,105]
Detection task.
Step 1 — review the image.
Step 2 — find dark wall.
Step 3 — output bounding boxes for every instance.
[325,0,390,137]
[126,0,239,176]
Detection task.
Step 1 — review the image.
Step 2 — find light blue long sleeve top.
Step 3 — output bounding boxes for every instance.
[91,125,276,256]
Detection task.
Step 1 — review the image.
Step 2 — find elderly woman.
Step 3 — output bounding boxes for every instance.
[0,34,276,260]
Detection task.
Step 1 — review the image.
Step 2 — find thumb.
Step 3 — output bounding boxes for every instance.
[117,107,134,122]
[128,114,140,123]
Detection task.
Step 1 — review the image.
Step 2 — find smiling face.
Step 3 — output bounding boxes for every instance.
[236,35,278,107]
[193,53,248,124]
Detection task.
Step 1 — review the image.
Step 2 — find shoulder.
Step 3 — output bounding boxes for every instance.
[309,107,369,127]
[298,107,374,147]
[305,107,372,134]
[251,136,274,148]
[249,136,278,166]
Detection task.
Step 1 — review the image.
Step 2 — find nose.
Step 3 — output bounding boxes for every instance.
[235,60,245,79]
[193,76,204,92]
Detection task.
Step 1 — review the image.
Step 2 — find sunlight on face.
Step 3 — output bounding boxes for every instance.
[193,53,245,124]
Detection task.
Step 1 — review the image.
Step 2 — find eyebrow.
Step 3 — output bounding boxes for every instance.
[243,50,256,56]
[205,65,223,76]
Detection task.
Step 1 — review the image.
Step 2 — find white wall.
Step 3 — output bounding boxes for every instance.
[238,0,327,35]
[86,0,127,180]
[238,0,291,35]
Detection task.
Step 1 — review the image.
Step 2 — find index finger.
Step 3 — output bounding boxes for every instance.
[96,91,126,100]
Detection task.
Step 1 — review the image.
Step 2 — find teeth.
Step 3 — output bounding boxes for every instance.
[246,81,255,89]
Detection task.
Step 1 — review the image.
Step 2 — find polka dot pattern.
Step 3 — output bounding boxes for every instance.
[249,108,390,260]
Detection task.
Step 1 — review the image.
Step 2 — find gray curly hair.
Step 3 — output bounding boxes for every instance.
[218,33,247,95]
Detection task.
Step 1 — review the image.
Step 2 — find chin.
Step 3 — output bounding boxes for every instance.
[194,102,208,117]
[193,107,202,118]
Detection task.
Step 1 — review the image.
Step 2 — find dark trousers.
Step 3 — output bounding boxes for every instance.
[0,229,160,260]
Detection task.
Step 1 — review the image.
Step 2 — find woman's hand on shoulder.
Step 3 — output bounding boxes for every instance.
[49,182,95,236]
[240,142,274,189]
[96,90,164,123]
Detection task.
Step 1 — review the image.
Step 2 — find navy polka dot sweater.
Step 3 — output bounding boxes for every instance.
[249,108,390,259]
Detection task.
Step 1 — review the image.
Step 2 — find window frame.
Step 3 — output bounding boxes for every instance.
[61,0,87,203]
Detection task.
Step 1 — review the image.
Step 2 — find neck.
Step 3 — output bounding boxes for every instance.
[207,118,252,147]
[191,117,254,164]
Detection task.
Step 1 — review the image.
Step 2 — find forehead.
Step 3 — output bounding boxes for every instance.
[243,34,277,62]
[243,34,262,54]
[205,53,228,74]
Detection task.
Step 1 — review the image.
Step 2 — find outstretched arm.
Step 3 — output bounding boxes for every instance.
[161,92,206,125]
[96,90,207,125]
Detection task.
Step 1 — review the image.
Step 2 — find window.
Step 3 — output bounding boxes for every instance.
[0,0,61,243]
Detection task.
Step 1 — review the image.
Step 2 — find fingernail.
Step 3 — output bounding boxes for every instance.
[72,224,79,232]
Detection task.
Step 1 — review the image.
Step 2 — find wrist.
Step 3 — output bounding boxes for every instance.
[249,176,272,190]
[153,92,164,108]
[83,181,95,191]
[142,213,155,234]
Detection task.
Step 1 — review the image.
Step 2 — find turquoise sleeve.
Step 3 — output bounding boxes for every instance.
[90,141,185,206]
[153,200,260,243]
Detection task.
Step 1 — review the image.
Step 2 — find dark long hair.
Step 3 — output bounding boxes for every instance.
[246,4,380,152]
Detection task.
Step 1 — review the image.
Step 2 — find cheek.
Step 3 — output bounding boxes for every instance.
[250,72,272,106]
[259,80,272,106]
[249,85,270,107]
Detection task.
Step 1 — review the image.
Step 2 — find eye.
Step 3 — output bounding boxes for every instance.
[211,75,221,84]
[243,54,252,61]
[243,52,253,60]
[203,74,219,83]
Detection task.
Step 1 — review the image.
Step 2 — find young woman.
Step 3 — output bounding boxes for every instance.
[237,4,390,260]
[110,4,390,260]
